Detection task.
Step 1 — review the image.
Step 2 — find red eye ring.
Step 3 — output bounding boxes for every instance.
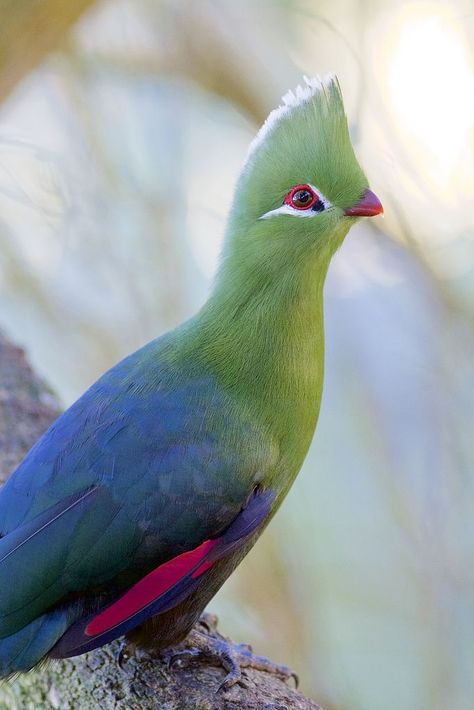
[284,184,318,210]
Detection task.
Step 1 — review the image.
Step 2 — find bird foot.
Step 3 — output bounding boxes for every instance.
[167,627,298,692]
[197,611,219,633]
[117,640,135,669]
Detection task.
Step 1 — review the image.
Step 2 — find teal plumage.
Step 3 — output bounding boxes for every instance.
[0,76,382,679]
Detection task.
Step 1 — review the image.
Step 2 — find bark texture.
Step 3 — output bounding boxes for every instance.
[0,331,320,708]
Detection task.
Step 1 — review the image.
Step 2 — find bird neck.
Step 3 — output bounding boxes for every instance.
[192,253,330,461]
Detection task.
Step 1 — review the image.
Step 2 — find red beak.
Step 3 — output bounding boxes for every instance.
[344,188,383,217]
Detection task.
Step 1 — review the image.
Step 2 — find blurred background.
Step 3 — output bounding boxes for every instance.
[0,0,473,708]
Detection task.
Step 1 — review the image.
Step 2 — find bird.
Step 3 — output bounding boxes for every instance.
[0,75,383,688]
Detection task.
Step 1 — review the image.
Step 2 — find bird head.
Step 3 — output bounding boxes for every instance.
[220,76,382,284]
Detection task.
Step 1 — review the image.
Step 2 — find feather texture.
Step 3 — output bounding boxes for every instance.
[0,75,380,674]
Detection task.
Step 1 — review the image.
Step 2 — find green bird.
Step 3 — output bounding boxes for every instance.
[0,75,382,687]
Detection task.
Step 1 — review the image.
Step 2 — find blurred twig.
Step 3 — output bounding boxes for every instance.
[372,202,474,332]
[0,0,98,103]
[66,0,292,125]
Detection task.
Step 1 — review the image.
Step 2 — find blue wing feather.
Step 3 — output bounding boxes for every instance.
[50,487,275,658]
[0,338,274,639]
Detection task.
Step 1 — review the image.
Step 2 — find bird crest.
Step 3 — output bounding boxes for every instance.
[245,75,343,162]
[232,74,368,224]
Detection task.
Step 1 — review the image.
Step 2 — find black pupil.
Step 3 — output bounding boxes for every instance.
[293,189,312,205]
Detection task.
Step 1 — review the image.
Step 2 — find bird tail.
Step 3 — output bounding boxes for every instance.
[0,607,73,678]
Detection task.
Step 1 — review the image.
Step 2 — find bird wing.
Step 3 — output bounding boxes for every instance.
[50,486,274,657]
[0,340,275,638]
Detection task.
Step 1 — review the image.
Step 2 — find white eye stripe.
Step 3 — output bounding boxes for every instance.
[260,204,317,220]
[260,184,332,220]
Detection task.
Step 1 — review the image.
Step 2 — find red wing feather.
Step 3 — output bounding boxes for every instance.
[86,539,217,636]
[50,487,275,659]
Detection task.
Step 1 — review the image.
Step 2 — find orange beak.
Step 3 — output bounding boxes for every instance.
[344,189,383,217]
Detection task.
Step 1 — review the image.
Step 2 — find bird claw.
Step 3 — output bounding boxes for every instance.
[167,628,297,692]
[198,611,219,634]
[166,647,201,670]
[232,641,299,687]
[117,642,134,670]
[217,668,249,692]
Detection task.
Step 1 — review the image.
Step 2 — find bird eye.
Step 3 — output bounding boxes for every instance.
[284,184,321,211]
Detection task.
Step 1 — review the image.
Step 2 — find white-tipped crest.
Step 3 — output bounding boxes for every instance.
[245,75,334,165]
